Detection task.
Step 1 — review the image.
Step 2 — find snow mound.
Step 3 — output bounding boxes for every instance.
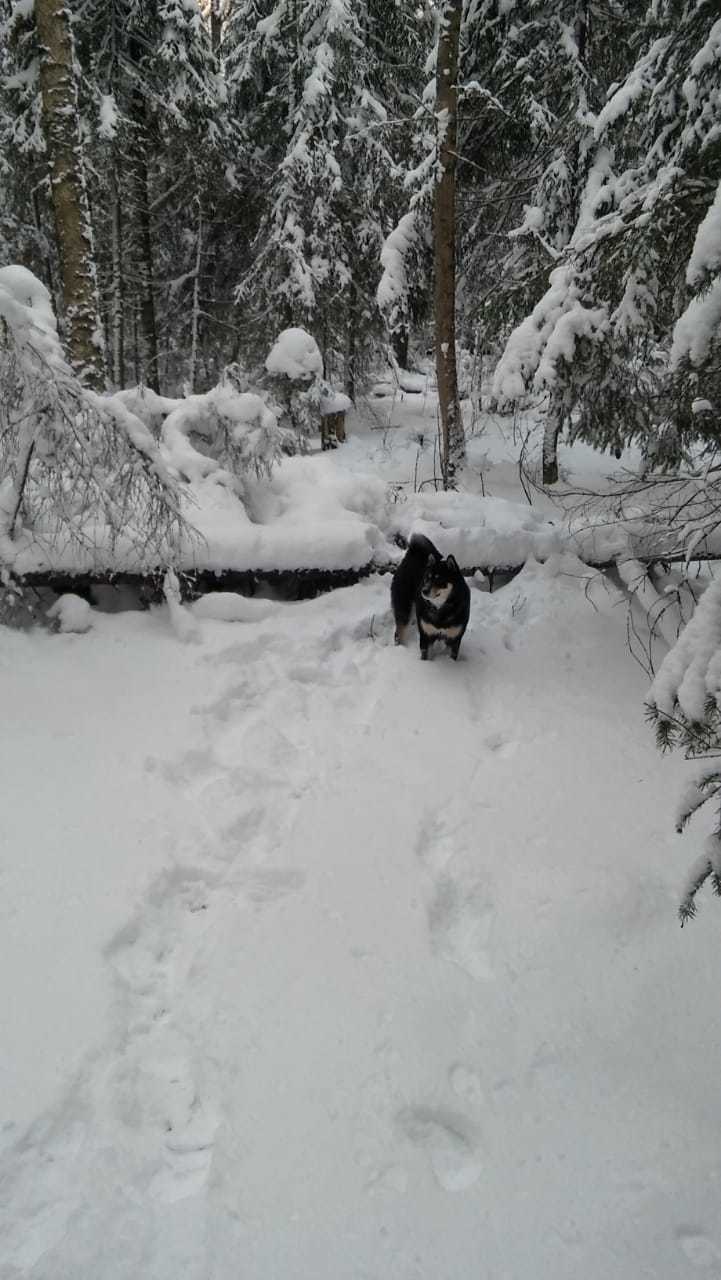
[159,385,286,486]
[190,593,278,623]
[392,492,560,569]
[319,389,352,416]
[163,570,200,645]
[47,594,93,633]
[265,328,323,382]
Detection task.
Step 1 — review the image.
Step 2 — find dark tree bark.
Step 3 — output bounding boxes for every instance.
[391,326,409,370]
[188,200,203,393]
[434,0,465,488]
[35,0,105,387]
[543,401,563,485]
[210,0,223,54]
[128,63,160,393]
[31,185,56,303]
[109,154,125,388]
[345,316,356,402]
[544,2,589,485]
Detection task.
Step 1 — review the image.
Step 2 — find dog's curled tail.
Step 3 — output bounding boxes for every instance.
[408,532,441,560]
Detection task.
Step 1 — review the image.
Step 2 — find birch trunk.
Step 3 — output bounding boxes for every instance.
[434,0,464,489]
[35,0,105,387]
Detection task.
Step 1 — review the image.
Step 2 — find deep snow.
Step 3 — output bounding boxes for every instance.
[1,398,721,1280]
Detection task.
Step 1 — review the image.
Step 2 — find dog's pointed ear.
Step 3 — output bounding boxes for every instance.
[446,555,459,572]
[427,553,437,567]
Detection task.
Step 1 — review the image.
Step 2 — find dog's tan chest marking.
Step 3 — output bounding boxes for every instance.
[419,619,464,639]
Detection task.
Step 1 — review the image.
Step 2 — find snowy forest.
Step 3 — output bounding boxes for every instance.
[3,2,721,1277]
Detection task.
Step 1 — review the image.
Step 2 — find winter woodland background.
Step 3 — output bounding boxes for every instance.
[3,3,721,1276]
[2,0,721,902]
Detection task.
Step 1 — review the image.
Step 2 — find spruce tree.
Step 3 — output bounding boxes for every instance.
[226,0,428,388]
[491,1,721,472]
[76,0,228,390]
[647,571,721,923]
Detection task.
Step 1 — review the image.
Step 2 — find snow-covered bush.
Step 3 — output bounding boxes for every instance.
[265,328,323,383]
[0,265,184,571]
[159,372,294,486]
[0,570,53,630]
[262,327,350,448]
[261,328,323,447]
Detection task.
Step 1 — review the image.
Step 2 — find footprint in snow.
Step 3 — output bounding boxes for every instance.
[414,814,459,875]
[483,729,518,759]
[426,873,495,982]
[449,1063,485,1107]
[141,1056,218,1204]
[675,1228,721,1269]
[397,1105,482,1192]
[236,865,305,907]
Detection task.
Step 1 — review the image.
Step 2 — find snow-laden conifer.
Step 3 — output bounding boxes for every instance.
[227,0,428,389]
[648,571,721,922]
[0,265,183,571]
[492,2,721,472]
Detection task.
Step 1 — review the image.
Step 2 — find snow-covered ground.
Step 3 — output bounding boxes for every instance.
[2,397,720,1280]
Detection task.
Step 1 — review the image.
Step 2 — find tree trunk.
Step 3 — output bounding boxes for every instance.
[288,0,299,128]
[434,0,464,489]
[35,0,105,387]
[109,155,125,388]
[391,325,409,370]
[128,85,160,393]
[345,315,356,402]
[543,402,563,485]
[188,201,203,393]
[31,185,56,303]
[210,0,223,54]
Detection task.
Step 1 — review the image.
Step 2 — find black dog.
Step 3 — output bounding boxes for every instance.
[391,533,470,660]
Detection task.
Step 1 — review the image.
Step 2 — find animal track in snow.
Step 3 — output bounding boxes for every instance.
[483,729,518,759]
[415,811,497,982]
[397,1105,482,1192]
[364,1163,409,1196]
[449,1063,485,1107]
[235,865,305,907]
[145,1057,218,1204]
[0,1114,89,1271]
[675,1227,721,1269]
[426,874,495,982]
[414,815,460,875]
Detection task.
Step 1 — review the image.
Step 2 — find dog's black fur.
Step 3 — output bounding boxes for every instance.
[391,533,471,660]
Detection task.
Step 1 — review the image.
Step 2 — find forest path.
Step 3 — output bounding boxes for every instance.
[1,565,720,1280]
